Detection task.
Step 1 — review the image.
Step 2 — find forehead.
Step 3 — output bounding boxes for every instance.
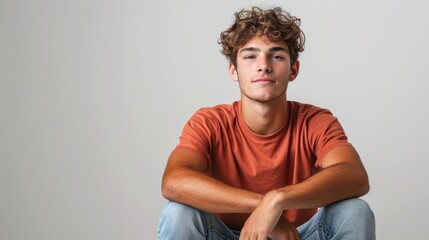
[239,35,289,53]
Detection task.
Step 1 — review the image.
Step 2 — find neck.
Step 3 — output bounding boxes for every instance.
[241,97,288,136]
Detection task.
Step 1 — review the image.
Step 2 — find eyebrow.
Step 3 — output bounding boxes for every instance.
[239,46,289,54]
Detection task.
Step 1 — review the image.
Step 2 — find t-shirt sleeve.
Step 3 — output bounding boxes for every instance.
[306,109,353,168]
[174,108,217,172]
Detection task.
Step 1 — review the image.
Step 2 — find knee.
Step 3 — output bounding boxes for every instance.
[327,198,375,225]
[311,199,375,239]
[333,198,373,215]
[159,201,201,226]
[158,201,208,239]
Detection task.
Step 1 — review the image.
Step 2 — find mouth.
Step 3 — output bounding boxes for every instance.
[253,77,275,84]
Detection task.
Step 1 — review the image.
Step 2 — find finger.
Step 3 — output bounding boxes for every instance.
[238,231,245,240]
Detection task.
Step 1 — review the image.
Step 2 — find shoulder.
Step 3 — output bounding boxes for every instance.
[191,102,238,123]
[289,101,333,120]
[288,101,345,136]
[182,102,239,135]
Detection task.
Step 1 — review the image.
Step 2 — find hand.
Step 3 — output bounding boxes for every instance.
[239,191,300,240]
[269,216,301,240]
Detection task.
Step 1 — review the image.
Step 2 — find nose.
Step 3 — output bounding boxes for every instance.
[257,57,272,73]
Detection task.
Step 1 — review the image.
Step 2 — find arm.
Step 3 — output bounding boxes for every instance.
[276,145,369,209]
[161,149,263,213]
[240,145,369,240]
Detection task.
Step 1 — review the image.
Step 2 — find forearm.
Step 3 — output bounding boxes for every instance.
[275,162,369,210]
[162,166,262,213]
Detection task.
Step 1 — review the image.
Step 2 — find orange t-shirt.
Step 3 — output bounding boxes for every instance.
[175,101,352,228]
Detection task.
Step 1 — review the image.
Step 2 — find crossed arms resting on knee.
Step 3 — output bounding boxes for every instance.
[161,146,370,239]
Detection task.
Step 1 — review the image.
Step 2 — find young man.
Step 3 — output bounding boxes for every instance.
[158,6,375,240]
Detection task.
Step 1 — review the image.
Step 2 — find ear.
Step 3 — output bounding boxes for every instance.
[289,60,300,81]
[228,61,239,82]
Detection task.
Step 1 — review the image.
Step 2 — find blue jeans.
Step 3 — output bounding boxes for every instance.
[158,198,375,239]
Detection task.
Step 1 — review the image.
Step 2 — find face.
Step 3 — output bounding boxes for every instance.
[229,35,299,103]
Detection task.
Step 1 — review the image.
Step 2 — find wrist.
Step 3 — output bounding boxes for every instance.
[263,189,286,211]
[250,193,264,210]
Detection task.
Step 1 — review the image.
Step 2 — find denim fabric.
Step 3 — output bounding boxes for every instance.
[297,198,376,240]
[157,198,375,240]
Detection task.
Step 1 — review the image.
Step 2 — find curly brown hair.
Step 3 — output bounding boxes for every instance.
[219,6,305,67]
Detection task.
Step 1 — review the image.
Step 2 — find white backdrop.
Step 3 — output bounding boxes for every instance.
[1,0,428,239]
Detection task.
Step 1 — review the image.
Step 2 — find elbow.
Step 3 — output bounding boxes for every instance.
[161,177,172,200]
[359,180,370,196]
[161,175,177,201]
[357,171,370,196]
[344,161,370,197]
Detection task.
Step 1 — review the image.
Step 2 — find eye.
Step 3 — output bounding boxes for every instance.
[272,55,285,60]
[243,55,256,60]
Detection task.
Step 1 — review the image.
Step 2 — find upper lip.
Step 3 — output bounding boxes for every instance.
[253,77,274,82]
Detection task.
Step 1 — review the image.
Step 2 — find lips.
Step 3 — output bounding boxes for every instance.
[253,77,275,83]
